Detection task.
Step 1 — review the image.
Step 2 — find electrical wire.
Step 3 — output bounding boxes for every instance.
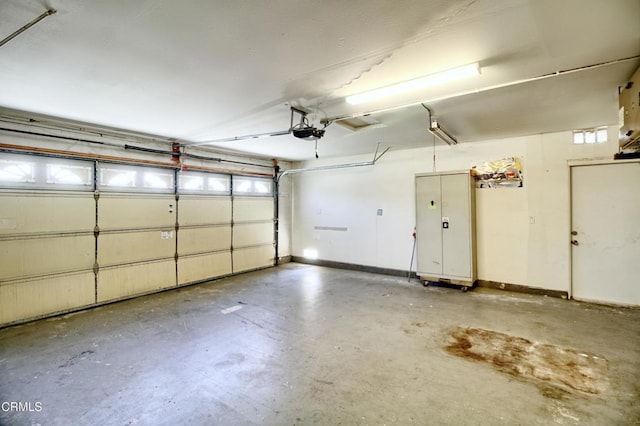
[432,133,436,172]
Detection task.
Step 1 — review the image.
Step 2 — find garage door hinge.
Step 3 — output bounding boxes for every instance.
[93,262,99,274]
[94,190,100,201]
[94,225,100,237]
[174,252,179,262]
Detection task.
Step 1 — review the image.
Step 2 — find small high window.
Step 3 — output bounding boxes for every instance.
[573,127,608,144]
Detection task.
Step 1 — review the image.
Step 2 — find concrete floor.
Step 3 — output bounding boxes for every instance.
[1,263,639,425]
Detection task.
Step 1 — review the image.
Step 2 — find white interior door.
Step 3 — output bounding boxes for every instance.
[571,162,640,306]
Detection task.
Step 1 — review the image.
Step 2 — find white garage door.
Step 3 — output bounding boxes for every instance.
[176,171,233,285]
[0,153,276,325]
[232,177,275,272]
[0,154,95,324]
[96,164,178,302]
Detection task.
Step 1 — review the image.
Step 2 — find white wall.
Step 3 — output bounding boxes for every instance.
[291,129,618,292]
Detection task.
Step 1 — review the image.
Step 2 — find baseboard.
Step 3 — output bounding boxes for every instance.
[277,255,292,264]
[476,279,568,299]
[291,258,568,299]
[291,256,417,279]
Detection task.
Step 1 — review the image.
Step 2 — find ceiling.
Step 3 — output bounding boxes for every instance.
[1,0,639,161]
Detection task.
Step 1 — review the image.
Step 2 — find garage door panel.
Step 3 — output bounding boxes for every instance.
[0,194,95,234]
[178,226,231,255]
[179,197,231,225]
[99,196,176,229]
[98,231,175,266]
[97,260,175,302]
[0,272,95,325]
[233,245,274,272]
[0,236,94,280]
[233,198,274,222]
[233,222,273,247]
[177,252,232,285]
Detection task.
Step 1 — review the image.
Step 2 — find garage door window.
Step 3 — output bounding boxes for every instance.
[0,158,35,183]
[233,177,272,196]
[98,164,174,193]
[178,171,230,195]
[0,153,92,190]
[46,164,92,185]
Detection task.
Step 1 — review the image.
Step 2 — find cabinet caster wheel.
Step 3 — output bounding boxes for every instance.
[461,286,469,292]
[423,281,430,287]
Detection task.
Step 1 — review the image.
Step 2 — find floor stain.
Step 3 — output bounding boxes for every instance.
[445,327,608,396]
[58,349,95,368]
[214,352,246,368]
[404,321,429,335]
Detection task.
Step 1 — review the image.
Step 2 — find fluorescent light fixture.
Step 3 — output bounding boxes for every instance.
[346,63,480,105]
[429,120,458,146]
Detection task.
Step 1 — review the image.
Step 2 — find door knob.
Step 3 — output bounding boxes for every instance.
[571,240,579,246]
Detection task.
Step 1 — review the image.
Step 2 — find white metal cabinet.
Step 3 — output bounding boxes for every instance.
[415,171,476,288]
